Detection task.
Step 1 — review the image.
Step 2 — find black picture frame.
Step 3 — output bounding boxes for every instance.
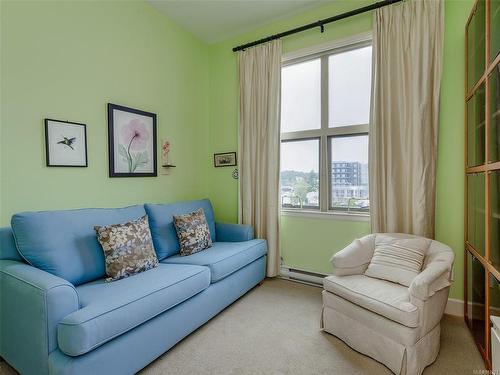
[107,103,157,178]
[214,152,237,167]
[44,118,88,167]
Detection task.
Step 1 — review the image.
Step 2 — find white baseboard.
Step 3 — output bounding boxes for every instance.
[280,265,465,317]
[444,298,464,317]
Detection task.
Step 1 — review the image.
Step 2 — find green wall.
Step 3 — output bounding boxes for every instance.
[206,0,474,299]
[0,0,210,225]
[0,0,475,300]
[281,215,370,275]
[435,0,475,300]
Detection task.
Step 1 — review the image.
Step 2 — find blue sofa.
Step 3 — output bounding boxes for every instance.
[0,199,267,375]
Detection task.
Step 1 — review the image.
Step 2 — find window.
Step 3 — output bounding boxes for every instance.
[280,40,372,213]
[281,59,321,132]
[328,46,372,127]
[280,139,319,208]
[330,135,369,211]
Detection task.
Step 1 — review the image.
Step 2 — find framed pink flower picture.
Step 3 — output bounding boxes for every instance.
[107,103,157,177]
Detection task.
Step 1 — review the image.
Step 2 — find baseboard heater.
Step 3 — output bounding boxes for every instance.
[279,266,327,287]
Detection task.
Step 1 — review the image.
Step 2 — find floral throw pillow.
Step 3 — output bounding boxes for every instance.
[173,208,212,256]
[95,215,159,282]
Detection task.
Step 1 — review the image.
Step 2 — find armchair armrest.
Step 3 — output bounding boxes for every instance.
[330,234,375,276]
[409,261,452,301]
[216,222,254,242]
[0,260,79,375]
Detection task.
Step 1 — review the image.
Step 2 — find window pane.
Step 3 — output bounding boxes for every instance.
[491,0,500,62]
[466,251,485,352]
[467,0,485,90]
[468,173,485,256]
[330,135,369,211]
[490,171,500,270]
[281,59,321,132]
[489,66,500,163]
[489,272,500,362]
[467,84,485,167]
[329,46,372,127]
[280,139,319,209]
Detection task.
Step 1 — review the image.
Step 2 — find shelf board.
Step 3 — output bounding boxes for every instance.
[466,161,500,173]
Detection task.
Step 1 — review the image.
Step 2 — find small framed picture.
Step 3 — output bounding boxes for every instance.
[45,119,88,167]
[108,103,157,177]
[214,152,237,167]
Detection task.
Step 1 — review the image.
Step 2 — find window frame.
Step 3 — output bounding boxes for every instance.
[280,34,372,216]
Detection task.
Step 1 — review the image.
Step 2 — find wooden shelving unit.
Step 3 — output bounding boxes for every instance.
[465,0,500,369]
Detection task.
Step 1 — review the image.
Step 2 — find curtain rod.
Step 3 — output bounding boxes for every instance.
[232,0,402,52]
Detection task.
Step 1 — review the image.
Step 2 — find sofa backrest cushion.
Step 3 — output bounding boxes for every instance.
[11,205,146,285]
[145,199,216,260]
[0,227,23,262]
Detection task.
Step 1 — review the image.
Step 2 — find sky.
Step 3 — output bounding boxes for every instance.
[280,46,371,173]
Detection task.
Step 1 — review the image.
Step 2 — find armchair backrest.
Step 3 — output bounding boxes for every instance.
[422,239,454,280]
[372,233,454,279]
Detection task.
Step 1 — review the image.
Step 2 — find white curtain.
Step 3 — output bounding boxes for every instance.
[238,40,282,277]
[369,0,444,238]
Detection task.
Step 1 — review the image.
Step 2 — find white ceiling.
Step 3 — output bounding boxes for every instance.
[147,0,328,44]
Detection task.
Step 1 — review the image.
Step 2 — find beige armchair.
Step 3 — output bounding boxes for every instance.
[321,233,454,375]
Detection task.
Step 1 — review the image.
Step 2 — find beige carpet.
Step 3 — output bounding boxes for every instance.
[0,279,486,375]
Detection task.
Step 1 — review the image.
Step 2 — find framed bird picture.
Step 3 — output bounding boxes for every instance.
[44,119,88,167]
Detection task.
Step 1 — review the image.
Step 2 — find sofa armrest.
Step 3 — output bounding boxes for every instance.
[215,222,254,242]
[0,260,79,375]
[409,261,452,301]
[330,234,375,276]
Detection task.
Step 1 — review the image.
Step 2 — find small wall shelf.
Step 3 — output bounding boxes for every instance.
[160,163,176,176]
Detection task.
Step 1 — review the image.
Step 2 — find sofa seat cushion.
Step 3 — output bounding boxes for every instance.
[162,239,267,283]
[323,275,419,328]
[57,263,210,356]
